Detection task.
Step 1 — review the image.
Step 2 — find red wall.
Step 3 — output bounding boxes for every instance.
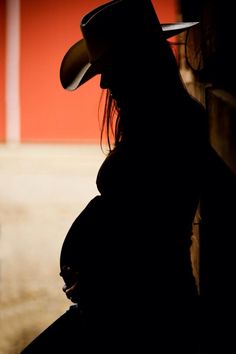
[154,0,177,22]
[20,0,177,143]
[0,0,6,142]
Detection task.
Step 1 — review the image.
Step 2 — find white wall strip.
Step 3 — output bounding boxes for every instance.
[5,0,20,143]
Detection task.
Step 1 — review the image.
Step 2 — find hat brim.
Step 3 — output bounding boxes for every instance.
[60,39,101,91]
[161,22,199,37]
[60,22,199,91]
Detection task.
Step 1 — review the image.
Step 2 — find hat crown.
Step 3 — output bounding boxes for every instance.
[80,0,162,63]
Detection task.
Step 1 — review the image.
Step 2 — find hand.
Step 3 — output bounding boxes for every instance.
[60,266,80,303]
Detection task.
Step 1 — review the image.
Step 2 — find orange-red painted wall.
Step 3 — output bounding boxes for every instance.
[20,0,105,143]
[0,0,6,142]
[154,0,177,22]
[20,0,177,143]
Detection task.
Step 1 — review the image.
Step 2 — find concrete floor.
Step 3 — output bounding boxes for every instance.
[0,143,105,354]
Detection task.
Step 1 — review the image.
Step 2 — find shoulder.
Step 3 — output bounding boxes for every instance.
[183,95,208,137]
[184,94,207,119]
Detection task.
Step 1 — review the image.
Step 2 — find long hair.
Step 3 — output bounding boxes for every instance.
[99,36,192,153]
[100,90,121,153]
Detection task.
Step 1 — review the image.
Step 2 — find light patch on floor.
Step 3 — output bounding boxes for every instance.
[0,143,105,354]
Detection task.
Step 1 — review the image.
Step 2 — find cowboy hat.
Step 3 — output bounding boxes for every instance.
[60,0,199,91]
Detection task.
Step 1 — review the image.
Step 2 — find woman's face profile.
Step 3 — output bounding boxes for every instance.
[100,61,124,106]
[99,52,137,108]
